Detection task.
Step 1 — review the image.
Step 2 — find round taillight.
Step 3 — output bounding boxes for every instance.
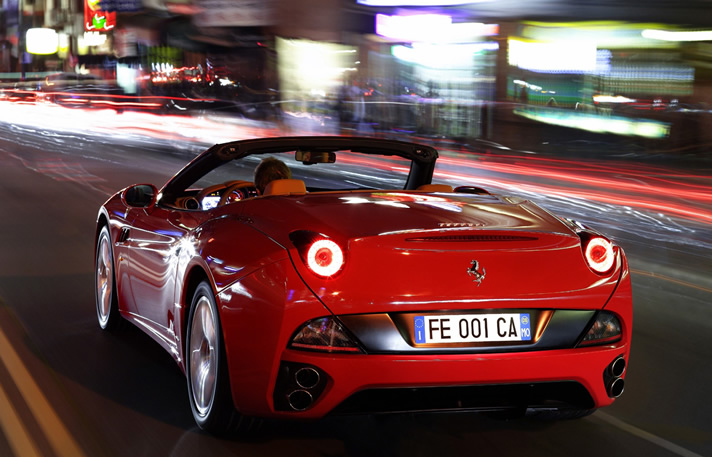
[306,239,344,277]
[585,237,615,273]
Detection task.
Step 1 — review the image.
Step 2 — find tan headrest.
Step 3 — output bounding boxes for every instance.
[263,179,307,196]
[416,184,454,192]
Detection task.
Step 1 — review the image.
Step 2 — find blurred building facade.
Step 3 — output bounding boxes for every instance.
[1,0,711,151]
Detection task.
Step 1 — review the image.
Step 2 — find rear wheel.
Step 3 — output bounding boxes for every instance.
[95,226,121,330]
[186,281,260,436]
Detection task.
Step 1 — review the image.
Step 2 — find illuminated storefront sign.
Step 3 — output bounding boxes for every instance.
[82,31,108,46]
[377,13,498,43]
[276,38,358,105]
[85,0,116,32]
[392,42,499,68]
[96,0,142,11]
[377,13,451,42]
[508,39,597,73]
[642,29,712,42]
[26,28,59,55]
[359,0,480,5]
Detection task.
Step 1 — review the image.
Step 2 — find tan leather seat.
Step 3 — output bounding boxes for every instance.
[263,179,307,196]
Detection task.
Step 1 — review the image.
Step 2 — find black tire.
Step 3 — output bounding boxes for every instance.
[186,281,261,436]
[95,225,121,330]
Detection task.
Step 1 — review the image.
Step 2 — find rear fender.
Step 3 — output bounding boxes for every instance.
[195,218,290,292]
[175,219,290,370]
[217,258,330,416]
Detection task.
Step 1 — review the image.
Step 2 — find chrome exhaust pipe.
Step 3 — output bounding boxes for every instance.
[608,357,626,378]
[295,367,321,389]
[607,378,625,398]
[287,390,314,411]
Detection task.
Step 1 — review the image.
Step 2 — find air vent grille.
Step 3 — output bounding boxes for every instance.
[406,235,538,242]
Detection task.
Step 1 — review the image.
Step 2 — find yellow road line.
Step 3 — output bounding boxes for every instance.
[0,380,43,457]
[0,328,87,457]
[630,268,712,294]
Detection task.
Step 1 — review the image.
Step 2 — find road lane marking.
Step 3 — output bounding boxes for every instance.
[630,268,712,294]
[0,381,43,457]
[593,412,706,457]
[0,328,87,457]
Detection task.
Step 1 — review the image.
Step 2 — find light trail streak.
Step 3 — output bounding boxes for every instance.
[443,148,712,180]
[3,87,236,104]
[437,155,712,203]
[56,98,164,108]
[434,169,712,224]
[0,99,709,227]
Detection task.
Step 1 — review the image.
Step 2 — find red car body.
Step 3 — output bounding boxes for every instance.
[95,136,632,433]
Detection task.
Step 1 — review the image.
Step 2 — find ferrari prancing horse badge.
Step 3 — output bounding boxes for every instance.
[467,260,486,286]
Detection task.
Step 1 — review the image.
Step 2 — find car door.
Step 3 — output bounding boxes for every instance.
[124,205,204,338]
[110,210,138,317]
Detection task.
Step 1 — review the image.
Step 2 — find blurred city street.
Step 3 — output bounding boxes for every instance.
[1,0,712,456]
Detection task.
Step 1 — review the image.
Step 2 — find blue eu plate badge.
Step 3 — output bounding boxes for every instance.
[414,316,426,344]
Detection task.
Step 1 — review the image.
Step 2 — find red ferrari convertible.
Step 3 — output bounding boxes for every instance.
[95,136,632,434]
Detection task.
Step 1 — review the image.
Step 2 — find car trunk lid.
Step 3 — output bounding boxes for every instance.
[242,191,621,314]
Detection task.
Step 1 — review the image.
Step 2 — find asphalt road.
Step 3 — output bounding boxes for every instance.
[0,118,710,457]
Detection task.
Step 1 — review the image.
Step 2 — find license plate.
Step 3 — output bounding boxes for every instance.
[414,313,532,344]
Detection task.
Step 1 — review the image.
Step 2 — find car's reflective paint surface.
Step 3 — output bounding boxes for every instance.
[95,136,632,434]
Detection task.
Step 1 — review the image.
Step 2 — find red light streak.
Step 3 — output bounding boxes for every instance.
[89,100,164,108]
[433,169,712,225]
[57,98,89,103]
[3,87,236,106]
[437,155,712,204]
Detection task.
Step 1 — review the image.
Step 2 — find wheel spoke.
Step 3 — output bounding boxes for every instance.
[190,295,218,416]
[96,237,113,324]
[203,309,215,350]
[101,240,110,267]
[198,363,208,406]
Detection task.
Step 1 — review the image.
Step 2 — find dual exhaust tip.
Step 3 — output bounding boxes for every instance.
[287,367,321,411]
[606,356,626,398]
[284,358,628,410]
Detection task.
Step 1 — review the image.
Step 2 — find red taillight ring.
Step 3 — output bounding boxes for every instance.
[585,237,615,273]
[307,239,344,277]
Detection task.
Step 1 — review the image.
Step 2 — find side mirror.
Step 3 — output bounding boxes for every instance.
[123,184,158,208]
[454,185,490,195]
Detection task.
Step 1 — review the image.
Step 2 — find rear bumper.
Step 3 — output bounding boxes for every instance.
[270,342,628,418]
